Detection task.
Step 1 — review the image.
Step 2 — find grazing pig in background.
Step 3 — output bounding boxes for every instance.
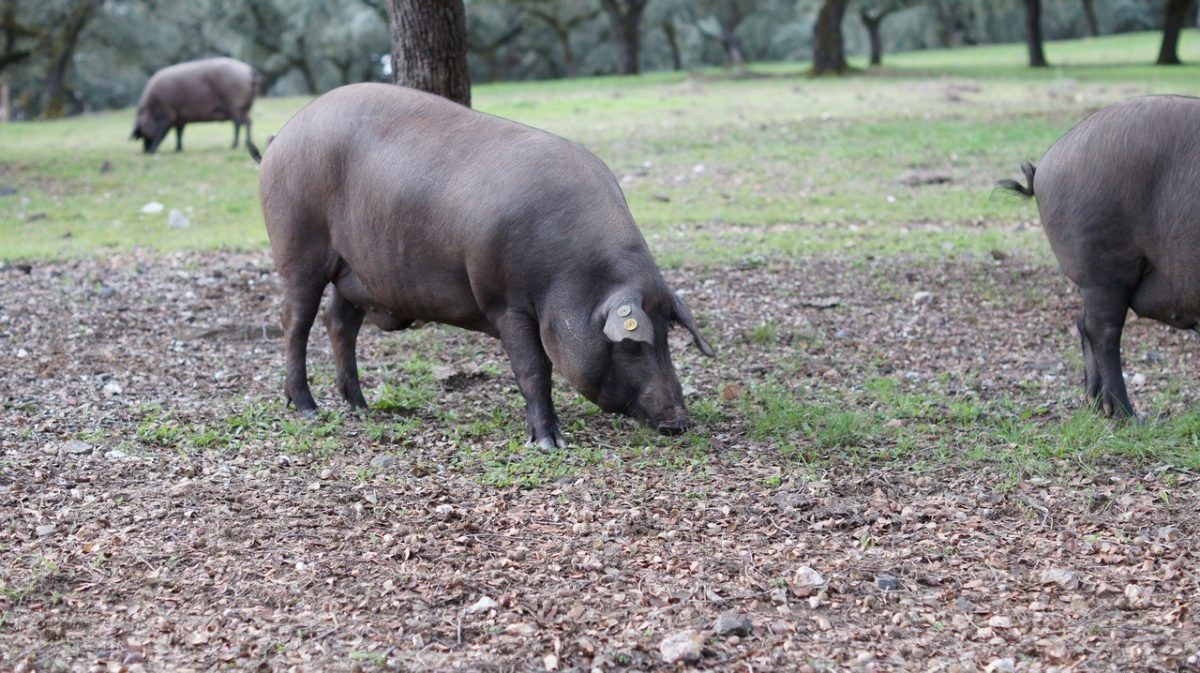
[999,95,1200,417]
[132,57,258,154]
[253,83,714,448]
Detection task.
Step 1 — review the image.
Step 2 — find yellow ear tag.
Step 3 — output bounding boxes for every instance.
[617,305,632,317]
[623,318,638,331]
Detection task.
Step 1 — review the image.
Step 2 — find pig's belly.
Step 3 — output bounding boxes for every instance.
[333,265,495,335]
[1129,266,1200,330]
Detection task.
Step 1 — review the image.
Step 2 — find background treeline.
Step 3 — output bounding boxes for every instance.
[0,0,1195,119]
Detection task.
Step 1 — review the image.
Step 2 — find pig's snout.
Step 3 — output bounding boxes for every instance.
[654,412,691,435]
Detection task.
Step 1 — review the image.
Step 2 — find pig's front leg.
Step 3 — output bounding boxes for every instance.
[495,311,567,450]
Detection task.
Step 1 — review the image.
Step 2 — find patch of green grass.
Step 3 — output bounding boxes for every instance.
[4,32,1197,264]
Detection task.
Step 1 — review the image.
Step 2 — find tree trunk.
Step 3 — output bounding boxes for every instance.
[1157,0,1196,65]
[1023,0,1048,67]
[43,0,101,119]
[386,0,470,106]
[662,18,682,70]
[601,0,648,75]
[811,0,848,76]
[1081,0,1099,37]
[859,9,890,67]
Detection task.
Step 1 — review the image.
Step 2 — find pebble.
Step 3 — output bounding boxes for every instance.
[141,201,164,214]
[988,615,1012,629]
[875,573,900,591]
[712,610,752,637]
[105,450,127,461]
[434,504,455,520]
[794,565,825,587]
[35,524,56,537]
[102,381,123,397]
[986,658,1015,673]
[64,440,94,455]
[369,454,397,469]
[659,630,703,664]
[466,596,499,614]
[911,291,934,306]
[1130,372,1146,386]
[1040,567,1078,589]
[167,209,191,229]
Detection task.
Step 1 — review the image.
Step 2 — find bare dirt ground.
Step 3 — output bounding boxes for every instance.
[2,249,1198,672]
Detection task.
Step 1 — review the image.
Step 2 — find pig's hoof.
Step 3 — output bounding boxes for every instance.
[527,433,567,451]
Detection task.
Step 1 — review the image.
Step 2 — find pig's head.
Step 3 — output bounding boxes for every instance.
[547,288,715,434]
[131,97,171,154]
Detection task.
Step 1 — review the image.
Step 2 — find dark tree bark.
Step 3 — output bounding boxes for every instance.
[1,0,35,74]
[1157,0,1196,65]
[523,3,599,78]
[1022,0,1048,67]
[1081,0,1099,37]
[600,0,649,75]
[44,0,102,118]
[696,0,753,67]
[386,0,471,106]
[811,0,849,76]
[859,7,895,67]
[662,17,682,70]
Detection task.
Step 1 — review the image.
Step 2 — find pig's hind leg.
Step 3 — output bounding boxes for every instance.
[326,285,369,410]
[495,311,567,450]
[280,276,326,416]
[1077,285,1135,418]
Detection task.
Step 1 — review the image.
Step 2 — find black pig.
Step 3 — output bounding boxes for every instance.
[133,57,258,154]
[254,84,714,447]
[1000,95,1200,417]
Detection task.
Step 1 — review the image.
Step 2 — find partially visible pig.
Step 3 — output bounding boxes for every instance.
[999,95,1200,417]
[132,57,259,154]
[253,83,714,447]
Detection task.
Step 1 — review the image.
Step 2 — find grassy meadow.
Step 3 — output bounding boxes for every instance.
[4,30,1200,478]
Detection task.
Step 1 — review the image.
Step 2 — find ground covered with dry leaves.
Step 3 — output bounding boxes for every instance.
[2,248,1198,672]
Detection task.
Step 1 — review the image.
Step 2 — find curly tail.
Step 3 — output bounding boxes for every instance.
[996,161,1036,198]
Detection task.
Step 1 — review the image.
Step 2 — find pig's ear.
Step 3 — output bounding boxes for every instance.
[603,298,654,346]
[672,293,715,357]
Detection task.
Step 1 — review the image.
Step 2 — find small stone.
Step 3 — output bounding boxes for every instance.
[1040,567,1078,589]
[167,209,191,228]
[141,201,164,214]
[713,610,752,637]
[102,381,123,397]
[652,193,671,202]
[987,615,1012,629]
[434,504,455,520]
[466,596,499,614]
[99,160,114,173]
[506,622,537,636]
[1130,372,1146,386]
[369,454,397,469]
[884,419,903,429]
[821,368,840,382]
[875,573,900,591]
[105,450,127,461]
[35,524,56,537]
[911,291,934,306]
[794,566,825,587]
[507,547,528,562]
[96,285,117,299]
[990,248,1009,261]
[543,654,559,671]
[659,630,703,664]
[986,658,1015,673]
[572,522,590,535]
[0,184,18,196]
[64,440,94,455]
